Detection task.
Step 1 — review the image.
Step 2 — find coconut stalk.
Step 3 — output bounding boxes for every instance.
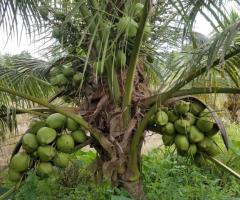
[0,86,114,157]
[122,0,152,124]
[0,179,22,200]
[207,156,240,180]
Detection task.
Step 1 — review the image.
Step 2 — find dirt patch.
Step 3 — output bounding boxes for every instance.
[0,115,30,171]
[141,132,162,154]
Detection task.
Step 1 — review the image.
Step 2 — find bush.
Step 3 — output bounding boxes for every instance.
[142,148,240,200]
[14,171,130,200]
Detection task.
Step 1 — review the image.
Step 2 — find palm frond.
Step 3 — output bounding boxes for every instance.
[0,0,43,39]
[0,55,55,107]
[157,19,240,91]
[168,0,228,45]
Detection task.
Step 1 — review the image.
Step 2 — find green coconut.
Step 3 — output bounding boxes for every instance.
[49,67,61,77]
[184,112,196,125]
[37,162,53,177]
[52,26,62,39]
[54,11,66,21]
[93,61,104,75]
[133,3,144,17]
[37,146,56,162]
[206,124,219,137]
[116,50,127,67]
[50,77,59,86]
[199,108,212,118]
[167,110,179,122]
[38,6,49,19]
[56,134,75,153]
[188,126,205,143]
[71,129,87,143]
[175,135,189,151]
[161,122,175,135]
[189,102,205,116]
[22,133,39,153]
[175,100,190,115]
[55,74,68,86]
[187,144,197,156]
[196,117,214,133]
[198,138,219,156]
[206,141,220,156]
[37,127,57,145]
[53,152,70,168]
[162,135,175,146]
[46,113,66,130]
[29,120,46,134]
[198,137,211,150]
[10,152,30,172]
[155,111,168,126]
[174,119,190,134]
[8,169,22,182]
[117,16,138,38]
[66,118,79,131]
[73,72,83,83]
[63,67,75,77]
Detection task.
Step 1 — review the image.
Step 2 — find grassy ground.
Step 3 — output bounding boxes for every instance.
[1,123,240,200]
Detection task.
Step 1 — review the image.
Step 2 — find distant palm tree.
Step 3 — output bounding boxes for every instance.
[0,1,240,199]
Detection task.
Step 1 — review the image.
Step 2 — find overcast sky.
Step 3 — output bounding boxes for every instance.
[0,1,239,57]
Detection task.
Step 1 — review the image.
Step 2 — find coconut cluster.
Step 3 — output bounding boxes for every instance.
[46,2,153,102]
[49,62,84,91]
[49,3,151,74]
[8,113,87,182]
[148,100,220,159]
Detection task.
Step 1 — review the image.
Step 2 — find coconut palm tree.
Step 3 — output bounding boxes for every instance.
[1,0,240,199]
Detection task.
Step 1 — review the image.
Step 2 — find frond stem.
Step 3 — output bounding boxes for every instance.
[141,87,240,107]
[122,0,152,124]
[0,87,113,156]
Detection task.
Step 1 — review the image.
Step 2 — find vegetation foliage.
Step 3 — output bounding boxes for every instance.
[0,0,240,199]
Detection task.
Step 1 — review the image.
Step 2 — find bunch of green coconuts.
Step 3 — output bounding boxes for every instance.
[42,2,151,78]
[148,100,221,159]
[8,113,87,182]
[49,63,84,89]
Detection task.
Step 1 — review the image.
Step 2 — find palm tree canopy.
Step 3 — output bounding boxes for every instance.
[0,0,240,134]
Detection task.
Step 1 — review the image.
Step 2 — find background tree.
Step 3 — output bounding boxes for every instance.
[1,0,240,199]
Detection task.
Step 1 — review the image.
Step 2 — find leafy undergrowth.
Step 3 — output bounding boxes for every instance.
[142,149,240,200]
[2,123,240,200]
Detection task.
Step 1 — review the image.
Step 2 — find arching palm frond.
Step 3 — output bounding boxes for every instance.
[0,0,43,39]
[0,56,54,108]
[157,18,240,91]
[168,0,228,35]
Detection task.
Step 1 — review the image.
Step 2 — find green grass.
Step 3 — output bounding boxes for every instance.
[2,123,240,200]
[142,149,240,200]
